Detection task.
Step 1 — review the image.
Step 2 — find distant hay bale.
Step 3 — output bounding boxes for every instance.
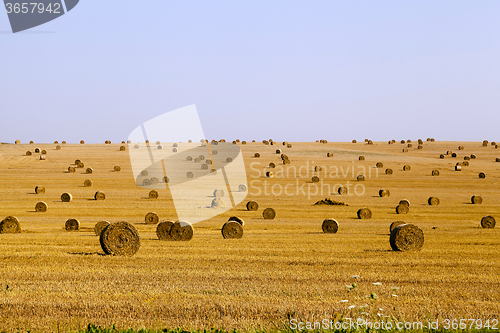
[390,224,424,251]
[417,145,423,149]
[314,166,323,172]
[389,221,405,233]
[170,221,194,241]
[396,204,409,214]
[155,141,161,145]
[287,144,292,148]
[30,141,34,144]
[68,166,76,173]
[364,139,368,142]
[458,146,464,150]
[455,165,462,171]
[62,141,66,144]
[426,138,431,142]
[402,148,408,152]
[238,184,247,192]
[122,141,126,144]
[418,139,423,144]
[407,139,412,143]
[358,156,365,161]
[399,199,410,207]
[226,157,233,163]
[212,150,218,155]
[357,175,365,181]
[134,144,139,149]
[39,155,46,161]
[105,140,111,144]
[77,162,84,168]
[246,201,259,211]
[451,153,457,158]
[228,216,245,227]
[480,216,496,229]
[157,145,163,149]
[376,162,383,168]
[403,165,411,171]
[142,179,151,186]
[120,146,126,151]
[201,164,208,170]
[26,151,32,156]
[94,191,106,200]
[211,197,227,208]
[114,166,121,172]
[470,154,476,159]
[156,220,174,240]
[464,156,470,160]
[56,145,61,150]
[35,186,45,194]
[338,186,347,195]
[283,159,290,165]
[15,140,20,144]
[80,140,85,144]
[242,141,247,144]
[149,190,159,199]
[367,140,373,145]
[263,208,276,219]
[0,216,21,234]
[428,197,440,205]
[471,195,483,204]
[186,156,193,161]
[34,148,40,153]
[35,201,48,212]
[496,158,500,162]
[194,158,201,163]
[357,207,372,219]
[269,162,276,168]
[61,193,73,202]
[439,154,444,159]
[213,189,224,197]
[163,176,170,183]
[40,149,47,154]
[400,140,405,144]
[140,170,148,177]
[379,189,390,197]
[172,148,178,153]
[145,212,159,224]
[431,138,435,142]
[65,219,80,231]
[492,141,497,146]
[385,168,393,175]
[199,155,205,161]
[150,178,158,185]
[322,218,339,233]
[327,152,333,157]
[222,221,244,239]
[312,176,320,183]
[266,171,275,178]
[431,169,440,176]
[94,221,110,236]
[407,144,412,148]
[479,172,486,178]
[352,140,357,143]
[86,167,93,174]
[100,221,140,256]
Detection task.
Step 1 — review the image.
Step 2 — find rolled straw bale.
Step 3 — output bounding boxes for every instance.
[26,151,32,156]
[263,208,276,219]
[390,224,424,251]
[226,157,233,163]
[114,166,121,172]
[80,140,85,144]
[222,221,244,239]
[357,175,365,181]
[428,197,440,205]
[77,162,84,168]
[201,164,208,170]
[120,146,126,151]
[56,145,61,150]
[464,156,470,160]
[471,195,483,204]
[400,140,405,144]
[94,221,110,236]
[470,154,476,159]
[170,221,194,241]
[407,144,412,148]
[35,186,45,194]
[451,153,457,158]
[15,140,20,144]
[496,158,500,162]
[367,140,373,145]
[357,207,372,219]
[458,146,464,150]
[62,141,66,144]
[254,153,260,158]
[269,162,276,168]
[287,144,292,148]
[312,176,320,183]
[145,212,159,224]
[403,165,411,171]
[34,148,40,153]
[439,154,444,159]
[479,172,486,179]
[68,166,76,173]
[276,149,281,154]
[61,193,73,202]
[247,201,259,211]
[40,149,47,154]
[337,186,347,195]
[322,218,339,233]
[100,222,140,256]
[238,184,247,192]
[266,171,274,178]
[142,179,151,186]
[214,189,224,197]
[0,216,21,234]
[194,158,201,163]
[418,139,423,144]
[35,201,47,212]
[327,152,334,157]
[151,177,159,185]
[399,199,410,207]
[29,141,34,144]
[431,169,440,176]
[389,221,405,233]
[94,191,106,200]
[228,216,245,227]
[376,162,383,168]
[65,219,80,231]
[163,176,170,183]
[480,216,496,229]
[156,220,174,240]
[352,140,357,143]
[358,156,365,161]
[455,165,462,171]
[418,145,423,149]
[86,168,93,174]
[385,168,393,175]
[396,204,409,214]
[149,190,159,199]
[379,189,390,197]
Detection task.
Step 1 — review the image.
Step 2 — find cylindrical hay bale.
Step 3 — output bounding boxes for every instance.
[431,169,440,176]
[402,148,408,153]
[439,154,444,159]
[312,176,320,183]
[226,157,233,163]
[68,166,76,173]
[455,165,462,171]
[275,149,281,154]
[396,204,409,214]
[222,221,244,239]
[157,145,163,150]
[247,201,259,211]
[39,155,46,161]
[15,140,20,144]
[464,156,470,160]
[327,152,333,157]
[142,179,151,186]
[471,154,476,159]
[263,208,276,220]
[390,224,424,251]
[77,162,84,168]
[228,216,245,227]
[417,145,423,149]
[399,199,410,207]
[94,221,110,236]
[471,195,483,204]
[86,167,93,174]
[287,144,292,148]
[149,190,159,199]
[379,189,390,197]
[376,162,383,168]
[367,140,373,145]
[321,218,340,234]
[314,166,323,172]
[400,140,405,144]
[364,139,369,143]
[253,153,261,158]
[80,140,85,144]
[238,184,247,192]
[62,141,66,144]
[242,141,247,145]
[0,216,21,234]
[389,221,405,233]
[428,197,440,205]
[119,146,126,151]
[34,148,40,153]
[35,201,48,212]
[35,186,45,194]
[282,159,290,165]
[186,171,194,178]
[199,155,205,161]
[418,139,423,144]
[385,168,393,175]
[479,172,486,179]
[163,176,170,183]
[266,171,275,178]
[357,207,372,219]
[170,221,194,241]
[134,144,139,149]
[357,175,365,181]
[403,165,411,171]
[496,158,500,162]
[100,222,140,256]
[407,144,412,148]
[337,186,347,195]
[201,164,208,170]
[352,140,357,143]
[29,141,34,144]
[451,153,457,158]
[114,166,121,172]
[431,138,435,142]
[194,158,201,163]
[56,145,61,150]
[145,212,159,224]
[481,216,496,229]
[94,191,106,200]
[268,162,276,168]
[26,151,32,156]
[458,146,464,150]
[65,219,80,231]
[492,142,497,146]
[61,193,73,202]
[214,189,224,197]
[358,156,365,161]
[156,220,175,240]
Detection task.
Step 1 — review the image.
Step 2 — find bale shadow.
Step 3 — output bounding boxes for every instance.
[68,252,106,256]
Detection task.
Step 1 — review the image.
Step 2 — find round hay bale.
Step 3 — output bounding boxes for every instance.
[26,151,32,156]
[402,148,408,153]
[149,190,159,199]
[120,146,126,151]
[428,197,440,205]
[142,179,151,186]
[61,193,73,202]
[390,224,424,251]
[199,155,205,161]
[170,221,194,241]
[211,197,227,208]
[68,166,76,173]
[479,172,486,178]
[75,159,82,165]
[194,158,201,163]
[206,159,213,165]
[35,186,45,194]
[238,184,247,192]
[62,141,66,144]
[86,168,93,174]
[263,208,276,220]
[431,138,435,142]
[338,186,347,195]
[451,153,457,158]
[186,171,194,178]
[352,140,357,143]
[471,195,483,204]
[29,141,34,144]
[214,189,224,197]
[407,144,412,148]
[403,165,411,171]
[0,216,21,234]
[396,204,409,214]
[400,140,405,144]
[471,154,476,159]
[439,154,444,159]
[357,175,365,181]
[247,201,259,211]
[385,168,393,175]
[496,158,500,162]
[15,140,20,144]
[228,216,245,227]
[100,222,140,256]
[221,221,244,239]
[157,145,163,150]
[35,201,47,212]
[80,140,85,144]
[149,177,158,185]
[163,176,170,183]
[34,148,40,153]
[114,166,121,172]
[94,221,110,236]
[186,156,193,162]
[145,212,159,224]
[282,159,291,165]
[455,165,462,171]
[65,219,80,231]
[431,169,440,176]
[287,144,292,148]
[212,150,218,155]
[481,216,496,229]
[242,141,247,145]
[458,146,464,150]
[359,156,365,161]
[417,145,423,149]
[226,157,233,163]
[389,221,405,233]
[379,189,390,197]
[276,149,281,154]
[312,176,320,183]
[77,162,84,168]
[156,220,174,240]
[155,141,161,145]
[322,218,339,233]
[269,162,276,168]
[418,139,423,144]
[357,207,372,219]
[266,171,274,178]
[94,191,106,200]
[39,155,46,161]
[134,144,139,149]
[464,156,470,160]
[314,166,323,172]
[201,164,208,170]
[399,199,410,207]
[492,142,497,146]
[376,162,383,168]
[56,145,61,150]
[367,140,373,145]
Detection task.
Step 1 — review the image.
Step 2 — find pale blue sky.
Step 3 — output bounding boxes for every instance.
[1,1,499,143]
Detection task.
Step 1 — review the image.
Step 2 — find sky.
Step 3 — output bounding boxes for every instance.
[1,1,500,144]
